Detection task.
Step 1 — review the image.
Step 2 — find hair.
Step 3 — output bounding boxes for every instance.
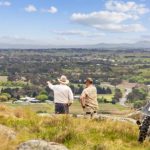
[86,78,93,84]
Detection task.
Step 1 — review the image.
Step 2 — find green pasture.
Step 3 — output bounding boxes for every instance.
[1,101,131,115]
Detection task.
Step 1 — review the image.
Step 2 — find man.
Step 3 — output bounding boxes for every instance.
[47,75,74,114]
[80,78,99,119]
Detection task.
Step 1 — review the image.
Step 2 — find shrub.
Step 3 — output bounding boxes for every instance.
[39,90,48,95]
[98,97,109,103]
[1,93,11,99]
[0,95,8,102]
[111,100,116,104]
[97,98,104,103]
[36,94,48,101]
[133,100,146,109]
[127,88,147,102]
[113,88,122,102]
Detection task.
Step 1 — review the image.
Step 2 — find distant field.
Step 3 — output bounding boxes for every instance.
[2,102,53,113]
[0,76,8,82]
[98,94,114,101]
[1,101,132,115]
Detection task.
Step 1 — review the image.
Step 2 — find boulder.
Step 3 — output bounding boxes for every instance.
[0,124,16,139]
[17,140,69,150]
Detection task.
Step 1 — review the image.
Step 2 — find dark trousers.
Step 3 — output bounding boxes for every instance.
[55,103,69,114]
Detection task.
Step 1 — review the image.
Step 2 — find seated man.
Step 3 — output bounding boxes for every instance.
[80,78,99,119]
[47,75,74,114]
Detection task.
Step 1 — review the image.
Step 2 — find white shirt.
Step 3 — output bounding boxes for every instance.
[48,83,74,104]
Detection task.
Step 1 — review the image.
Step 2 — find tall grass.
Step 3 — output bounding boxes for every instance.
[0,105,150,150]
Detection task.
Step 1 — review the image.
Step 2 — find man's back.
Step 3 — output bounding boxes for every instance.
[83,85,98,109]
[51,84,73,104]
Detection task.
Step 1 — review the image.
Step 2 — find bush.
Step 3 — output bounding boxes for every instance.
[97,98,104,103]
[0,95,8,102]
[127,88,147,102]
[39,90,48,95]
[1,93,11,99]
[111,100,116,104]
[113,88,122,102]
[133,100,146,109]
[98,97,109,103]
[36,94,48,101]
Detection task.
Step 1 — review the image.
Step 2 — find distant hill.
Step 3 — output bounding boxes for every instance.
[0,41,150,49]
[86,41,150,49]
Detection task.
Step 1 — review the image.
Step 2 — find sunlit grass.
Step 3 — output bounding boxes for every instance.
[0,105,149,150]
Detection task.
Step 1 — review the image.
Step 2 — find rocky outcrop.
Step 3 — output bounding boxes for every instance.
[38,113,137,124]
[76,114,137,124]
[0,124,16,139]
[17,140,69,150]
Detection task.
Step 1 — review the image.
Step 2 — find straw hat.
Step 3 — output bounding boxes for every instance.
[58,75,69,84]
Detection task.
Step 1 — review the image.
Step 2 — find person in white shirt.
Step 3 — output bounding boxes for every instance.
[47,75,74,114]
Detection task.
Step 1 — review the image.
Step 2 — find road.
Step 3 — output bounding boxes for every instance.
[119,88,132,106]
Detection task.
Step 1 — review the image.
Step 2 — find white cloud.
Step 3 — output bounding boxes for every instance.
[48,6,58,14]
[0,36,36,44]
[25,4,37,13]
[105,0,149,15]
[94,23,146,32]
[42,6,58,14]
[54,30,105,37]
[71,11,138,25]
[0,1,11,7]
[71,1,148,32]
[55,30,87,36]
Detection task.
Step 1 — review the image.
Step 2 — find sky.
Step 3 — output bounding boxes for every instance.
[0,0,150,47]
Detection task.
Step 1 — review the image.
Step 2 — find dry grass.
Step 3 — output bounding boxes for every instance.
[0,105,150,150]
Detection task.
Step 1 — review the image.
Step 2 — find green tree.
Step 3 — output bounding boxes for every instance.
[113,88,122,102]
[127,88,147,102]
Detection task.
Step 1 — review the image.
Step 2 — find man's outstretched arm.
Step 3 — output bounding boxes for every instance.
[47,81,54,90]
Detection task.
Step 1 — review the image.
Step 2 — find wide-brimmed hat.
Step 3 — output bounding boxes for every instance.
[58,75,69,84]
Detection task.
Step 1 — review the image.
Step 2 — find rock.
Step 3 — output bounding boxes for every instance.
[74,114,137,124]
[126,111,143,120]
[17,140,69,150]
[0,124,16,140]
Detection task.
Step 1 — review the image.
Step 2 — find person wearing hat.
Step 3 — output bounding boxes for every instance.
[47,75,74,114]
[80,78,99,119]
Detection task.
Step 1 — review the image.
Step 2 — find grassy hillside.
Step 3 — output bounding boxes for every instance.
[0,105,150,150]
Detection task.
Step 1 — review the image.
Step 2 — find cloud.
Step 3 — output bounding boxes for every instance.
[42,6,58,14]
[71,1,148,32]
[54,30,105,37]
[0,1,11,7]
[0,36,36,44]
[25,4,37,13]
[71,11,138,25]
[48,6,58,14]
[94,23,146,32]
[105,0,149,15]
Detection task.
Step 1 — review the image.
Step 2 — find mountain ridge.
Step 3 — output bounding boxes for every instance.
[0,41,150,49]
